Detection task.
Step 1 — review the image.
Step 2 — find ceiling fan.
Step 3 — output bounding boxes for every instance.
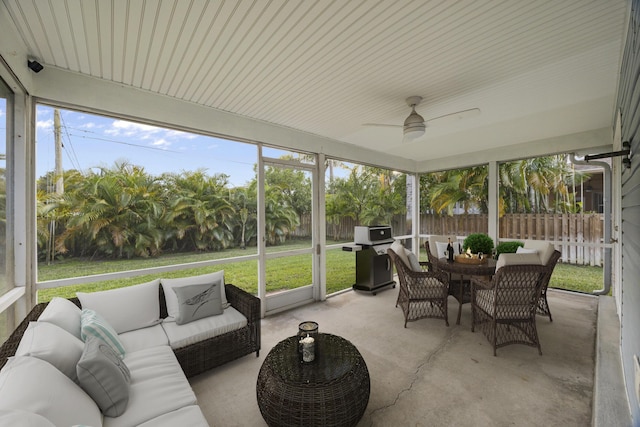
[364,96,480,142]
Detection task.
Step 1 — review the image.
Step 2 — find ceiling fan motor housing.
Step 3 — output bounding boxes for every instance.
[404,107,425,137]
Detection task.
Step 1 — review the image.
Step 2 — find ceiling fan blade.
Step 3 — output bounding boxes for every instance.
[425,108,480,127]
[362,123,403,128]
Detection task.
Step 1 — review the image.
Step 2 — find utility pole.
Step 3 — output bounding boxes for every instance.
[54,108,63,194]
[48,108,64,264]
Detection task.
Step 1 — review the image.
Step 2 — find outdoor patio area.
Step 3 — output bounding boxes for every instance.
[190,285,601,426]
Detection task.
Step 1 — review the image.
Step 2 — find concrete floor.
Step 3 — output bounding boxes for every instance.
[190,286,599,427]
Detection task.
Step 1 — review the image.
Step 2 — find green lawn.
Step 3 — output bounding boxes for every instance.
[36,240,603,302]
[549,262,605,293]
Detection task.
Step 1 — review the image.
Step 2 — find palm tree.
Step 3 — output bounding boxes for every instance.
[427,166,487,215]
[53,162,166,259]
[229,187,257,249]
[162,170,234,251]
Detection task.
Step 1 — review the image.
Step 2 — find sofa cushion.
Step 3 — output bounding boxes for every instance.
[15,321,84,382]
[77,279,161,333]
[161,306,248,349]
[495,253,543,271]
[77,337,131,417]
[173,282,223,325]
[103,346,197,427]
[161,271,228,322]
[0,410,56,426]
[38,297,82,339]
[0,356,102,427]
[428,235,458,259]
[406,250,422,272]
[137,406,209,427]
[390,241,410,268]
[523,240,555,265]
[435,241,450,258]
[81,309,126,357]
[118,324,169,353]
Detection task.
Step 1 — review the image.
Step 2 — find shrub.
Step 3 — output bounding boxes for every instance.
[462,233,494,255]
[495,241,524,258]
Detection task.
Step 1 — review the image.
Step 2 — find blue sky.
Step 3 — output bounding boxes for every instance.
[36,106,260,187]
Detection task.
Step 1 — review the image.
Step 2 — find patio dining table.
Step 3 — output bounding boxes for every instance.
[433,257,497,325]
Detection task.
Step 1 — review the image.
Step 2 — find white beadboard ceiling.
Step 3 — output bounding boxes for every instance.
[2,0,630,165]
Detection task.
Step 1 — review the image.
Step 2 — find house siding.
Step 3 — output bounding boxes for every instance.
[618,0,640,422]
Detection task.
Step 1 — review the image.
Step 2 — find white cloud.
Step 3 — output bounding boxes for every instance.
[166,129,197,139]
[151,138,171,148]
[37,119,53,130]
[105,120,162,138]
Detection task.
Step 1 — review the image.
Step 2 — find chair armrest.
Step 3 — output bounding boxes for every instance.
[225,284,261,356]
[225,284,260,324]
[0,302,48,370]
[419,261,433,271]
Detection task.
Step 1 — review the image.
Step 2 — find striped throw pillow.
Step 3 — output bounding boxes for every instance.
[80,309,126,358]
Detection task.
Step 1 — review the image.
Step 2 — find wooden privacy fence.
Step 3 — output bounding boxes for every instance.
[294,213,605,266]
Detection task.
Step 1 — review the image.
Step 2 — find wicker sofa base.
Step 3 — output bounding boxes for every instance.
[0,284,261,378]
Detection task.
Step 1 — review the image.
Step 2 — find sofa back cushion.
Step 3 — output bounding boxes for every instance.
[77,279,161,334]
[0,356,102,427]
[38,297,82,339]
[15,321,84,382]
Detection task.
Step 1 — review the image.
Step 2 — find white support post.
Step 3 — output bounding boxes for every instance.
[488,161,499,249]
[317,154,326,301]
[410,173,420,254]
[257,145,266,318]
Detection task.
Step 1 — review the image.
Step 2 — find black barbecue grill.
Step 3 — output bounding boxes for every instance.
[342,225,396,295]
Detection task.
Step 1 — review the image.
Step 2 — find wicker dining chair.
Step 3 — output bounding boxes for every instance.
[425,240,471,318]
[471,260,548,356]
[536,250,562,322]
[388,248,450,327]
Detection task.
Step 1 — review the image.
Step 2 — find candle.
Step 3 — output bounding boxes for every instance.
[300,335,315,362]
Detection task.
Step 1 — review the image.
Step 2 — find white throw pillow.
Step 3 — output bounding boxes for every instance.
[0,356,102,427]
[38,297,82,339]
[161,271,227,322]
[77,279,161,334]
[516,246,538,254]
[15,321,84,382]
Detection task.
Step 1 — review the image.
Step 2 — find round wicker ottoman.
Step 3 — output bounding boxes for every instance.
[256,333,370,427]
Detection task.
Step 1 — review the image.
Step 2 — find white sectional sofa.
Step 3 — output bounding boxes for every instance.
[0,273,261,426]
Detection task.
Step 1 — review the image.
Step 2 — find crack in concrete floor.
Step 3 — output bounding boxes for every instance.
[364,327,459,426]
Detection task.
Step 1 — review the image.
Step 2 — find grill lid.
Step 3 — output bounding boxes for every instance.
[354,226,393,245]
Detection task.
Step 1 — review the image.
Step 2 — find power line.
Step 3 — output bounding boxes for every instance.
[65,132,181,153]
[59,113,82,171]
